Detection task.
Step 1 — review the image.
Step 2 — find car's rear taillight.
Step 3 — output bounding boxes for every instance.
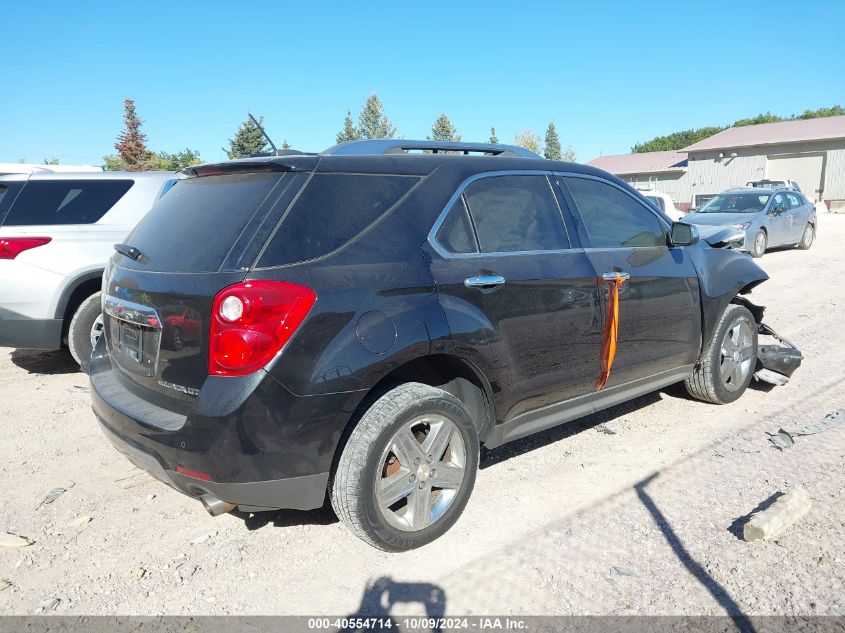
[209,280,317,377]
[0,237,52,260]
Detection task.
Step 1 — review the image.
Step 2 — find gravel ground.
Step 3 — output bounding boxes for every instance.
[0,217,843,617]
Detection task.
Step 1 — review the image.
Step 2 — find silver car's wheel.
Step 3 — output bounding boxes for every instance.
[797,223,815,250]
[719,320,755,392]
[90,313,105,350]
[376,414,467,532]
[751,229,767,258]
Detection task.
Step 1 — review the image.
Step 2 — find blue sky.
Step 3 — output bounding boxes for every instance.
[2,1,843,166]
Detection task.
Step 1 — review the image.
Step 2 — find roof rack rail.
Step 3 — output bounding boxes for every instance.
[321,139,540,159]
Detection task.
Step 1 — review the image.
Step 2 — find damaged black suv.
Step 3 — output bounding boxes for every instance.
[90,140,798,551]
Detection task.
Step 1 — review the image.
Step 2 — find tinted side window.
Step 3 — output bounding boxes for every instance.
[259,174,419,266]
[645,195,665,211]
[786,193,801,209]
[563,177,665,248]
[462,175,568,253]
[2,180,133,226]
[771,193,786,210]
[436,196,477,254]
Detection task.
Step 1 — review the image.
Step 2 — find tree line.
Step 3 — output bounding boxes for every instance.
[631,105,845,153]
[105,94,577,170]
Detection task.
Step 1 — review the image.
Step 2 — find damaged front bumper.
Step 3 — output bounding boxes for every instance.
[754,323,803,386]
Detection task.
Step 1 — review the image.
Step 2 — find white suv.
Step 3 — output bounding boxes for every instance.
[0,171,175,367]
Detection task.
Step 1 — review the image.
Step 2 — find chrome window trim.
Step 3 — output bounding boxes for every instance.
[427,170,574,260]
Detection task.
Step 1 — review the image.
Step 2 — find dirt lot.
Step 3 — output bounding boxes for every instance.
[1,217,843,617]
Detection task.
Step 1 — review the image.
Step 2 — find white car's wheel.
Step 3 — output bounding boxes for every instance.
[67,292,103,368]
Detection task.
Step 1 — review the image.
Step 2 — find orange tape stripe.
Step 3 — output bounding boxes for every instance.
[596,273,627,390]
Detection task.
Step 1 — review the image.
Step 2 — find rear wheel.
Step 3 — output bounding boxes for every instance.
[68,292,103,368]
[750,229,767,258]
[685,304,757,404]
[797,223,815,250]
[331,382,479,551]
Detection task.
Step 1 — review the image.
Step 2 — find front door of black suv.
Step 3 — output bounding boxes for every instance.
[425,172,603,423]
[556,174,702,388]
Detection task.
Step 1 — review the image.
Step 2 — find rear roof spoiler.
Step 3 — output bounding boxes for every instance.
[321,139,541,159]
[179,159,313,179]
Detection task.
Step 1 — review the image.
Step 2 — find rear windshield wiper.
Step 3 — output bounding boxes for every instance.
[114,243,142,260]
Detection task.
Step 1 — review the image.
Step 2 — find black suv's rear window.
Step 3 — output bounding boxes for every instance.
[122,172,303,273]
[257,173,419,267]
[1,179,133,226]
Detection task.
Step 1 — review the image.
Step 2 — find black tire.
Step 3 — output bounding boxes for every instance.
[67,292,103,368]
[685,304,758,404]
[750,229,767,258]
[330,382,479,551]
[797,223,815,250]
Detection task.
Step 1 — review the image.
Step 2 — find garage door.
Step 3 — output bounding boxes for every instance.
[767,153,824,200]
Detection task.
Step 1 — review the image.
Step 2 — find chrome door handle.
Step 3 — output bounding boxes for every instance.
[465,275,506,289]
[602,271,630,281]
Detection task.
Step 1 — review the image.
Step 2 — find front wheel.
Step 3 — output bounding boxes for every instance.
[797,223,815,250]
[68,292,103,368]
[685,304,757,404]
[331,382,479,551]
[750,229,767,258]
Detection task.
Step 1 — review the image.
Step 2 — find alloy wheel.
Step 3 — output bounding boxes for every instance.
[375,414,467,532]
[90,314,105,350]
[719,320,754,392]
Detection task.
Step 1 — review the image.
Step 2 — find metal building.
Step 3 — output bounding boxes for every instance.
[588,115,845,212]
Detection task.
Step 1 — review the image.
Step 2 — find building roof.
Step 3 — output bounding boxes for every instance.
[683,115,845,152]
[585,150,687,175]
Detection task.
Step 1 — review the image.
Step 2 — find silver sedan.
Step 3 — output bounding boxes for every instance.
[684,188,816,258]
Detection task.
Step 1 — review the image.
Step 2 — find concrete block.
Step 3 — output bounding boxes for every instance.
[743,487,812,542]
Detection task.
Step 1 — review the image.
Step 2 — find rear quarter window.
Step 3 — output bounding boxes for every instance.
[257,173,420,267]
[1,179,133,226]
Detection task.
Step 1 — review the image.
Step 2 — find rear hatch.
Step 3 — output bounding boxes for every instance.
[102,161,313,407]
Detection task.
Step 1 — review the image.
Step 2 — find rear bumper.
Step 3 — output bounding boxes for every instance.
[97,419,328,511]
[0,307,63,349]
[88,339,356,512]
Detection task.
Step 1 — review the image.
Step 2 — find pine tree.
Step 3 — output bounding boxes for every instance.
[489,127,499,144]
[358,94,396,139]
[428,113,461,142]
[226,115,268,159]
[544,122,562,160]
[336,111,362,143]
[513,129,542,155]
[114,99,149,170]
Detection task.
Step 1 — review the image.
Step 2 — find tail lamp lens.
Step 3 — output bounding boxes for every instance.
[209,280,316,377]
[0,237,52,260]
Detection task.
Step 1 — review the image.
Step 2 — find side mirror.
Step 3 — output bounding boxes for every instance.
[669,222,699,246]
[770,206,787,215]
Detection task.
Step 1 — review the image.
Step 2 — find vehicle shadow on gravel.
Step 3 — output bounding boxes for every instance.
[9,348,79,375]
[233,502,339,530]
[345,576,446,623]
[481,392,662,469]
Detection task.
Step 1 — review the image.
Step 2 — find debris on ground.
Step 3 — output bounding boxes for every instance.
[36,483,75,510]
[190,531,216,545]
[37,596,60,612]
[66,515,92,528]
[0,532,34,548]
[743,487,813,542]
[768,409,845,450]
[133,567,147,582]
[0,580,11,592]
[611,566,638,577]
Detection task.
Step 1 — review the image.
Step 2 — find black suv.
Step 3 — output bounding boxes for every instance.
[91,140,774,551]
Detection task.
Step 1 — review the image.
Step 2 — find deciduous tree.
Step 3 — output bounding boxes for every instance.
[513,128,542,155]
